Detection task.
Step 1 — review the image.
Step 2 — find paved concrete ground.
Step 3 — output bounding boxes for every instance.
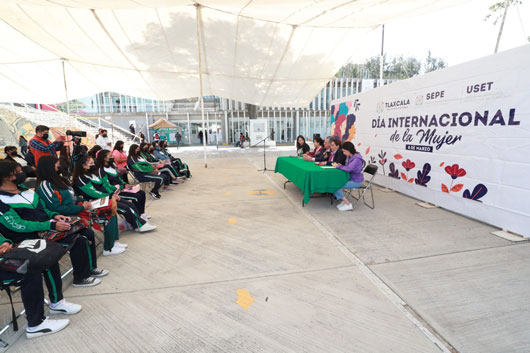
[1,146,529,352]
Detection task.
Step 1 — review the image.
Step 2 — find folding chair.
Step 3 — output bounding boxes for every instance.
[0,278,24,335]
[127,169,152,195]
[344,164,378,210]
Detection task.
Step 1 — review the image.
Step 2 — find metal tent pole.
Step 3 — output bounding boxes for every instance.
[195,4,207,168]
[379,24,384,87]
[61,59,70,115]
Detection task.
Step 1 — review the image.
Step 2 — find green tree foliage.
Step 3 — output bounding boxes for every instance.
[424,50,447,73]
[336,52,444,79]
[484,0,523,25]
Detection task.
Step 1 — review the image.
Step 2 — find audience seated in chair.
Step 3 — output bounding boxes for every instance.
[128,144,168,199]
[0,233,82,339]
[0,159,107,286]
[36,155,125,257]
[95,150,149,222]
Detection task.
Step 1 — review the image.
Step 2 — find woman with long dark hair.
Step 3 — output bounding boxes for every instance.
[111,140,129,183]
[38,154,125,256]
[73,154,155,234]
[332,141,364,211]
[127,144,166,199]
[296,135,310,156]
[158,140,191,178]
[139,142,180,184]
[95,150,149,220]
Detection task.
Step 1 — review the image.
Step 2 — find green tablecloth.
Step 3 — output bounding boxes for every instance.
[274,156,349,204]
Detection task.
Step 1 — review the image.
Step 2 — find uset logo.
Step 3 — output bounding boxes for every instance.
[376,101,384,113]
[415,95,424,105]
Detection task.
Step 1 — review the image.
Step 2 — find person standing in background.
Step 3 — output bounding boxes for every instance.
[175,131,182,148]
[29,125,64,167]
[139,131,145,143]
[129,124,136,140]
[96,129,112,150]
[19,135,28,156]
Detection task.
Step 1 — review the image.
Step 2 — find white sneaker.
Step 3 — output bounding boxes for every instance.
[26,317,69,339]
[141,213,151,220]
[49,299,82,315]
[338,203,353,211]
[114,241,128,248]
[136,223,157,233]
[336,201,344,209]
[103,246,126,256]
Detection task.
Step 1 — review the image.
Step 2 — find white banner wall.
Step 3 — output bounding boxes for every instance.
[331,44,530,238]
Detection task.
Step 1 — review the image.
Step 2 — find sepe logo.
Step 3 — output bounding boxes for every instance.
[353,99,361,111]
[415,95,424,105]
[376,101,384,113]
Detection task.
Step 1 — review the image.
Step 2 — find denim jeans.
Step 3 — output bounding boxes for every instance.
[333,180,362,199]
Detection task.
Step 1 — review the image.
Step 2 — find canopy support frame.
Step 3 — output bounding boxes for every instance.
[196,4,207,168]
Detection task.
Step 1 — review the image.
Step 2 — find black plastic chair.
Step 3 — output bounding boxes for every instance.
[344,164,378,210]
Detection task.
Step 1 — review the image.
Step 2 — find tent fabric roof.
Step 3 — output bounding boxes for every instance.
[0,0,462,107]
[149,118,177,129]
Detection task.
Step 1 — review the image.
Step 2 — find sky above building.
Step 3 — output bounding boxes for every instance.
[349,0,530,67]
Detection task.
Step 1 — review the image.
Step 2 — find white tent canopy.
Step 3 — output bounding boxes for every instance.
[0,0,462,107]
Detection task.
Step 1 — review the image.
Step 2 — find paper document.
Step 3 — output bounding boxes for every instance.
[320,166,335,169]
[90,197,109,210]
[122,184,141,194]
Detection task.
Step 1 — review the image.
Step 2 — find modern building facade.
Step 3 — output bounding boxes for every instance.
[73,78,396,145]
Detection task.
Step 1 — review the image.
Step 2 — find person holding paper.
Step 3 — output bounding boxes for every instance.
[95,150,149,220]
[73,155,156,234]
[35,155,124,257]
[0,159,106,288]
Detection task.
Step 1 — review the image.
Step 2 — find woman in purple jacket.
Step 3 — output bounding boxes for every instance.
[332,141,364,211]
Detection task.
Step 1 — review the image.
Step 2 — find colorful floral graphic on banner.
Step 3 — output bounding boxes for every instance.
[329,45,530,237]
[330,101,357,142]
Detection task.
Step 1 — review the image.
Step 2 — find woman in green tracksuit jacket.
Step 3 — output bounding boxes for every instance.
[127,144,167,199]
[73,154,155,234]
[139,142,179,184]
[36,155,125,256]
[94,149,148,218]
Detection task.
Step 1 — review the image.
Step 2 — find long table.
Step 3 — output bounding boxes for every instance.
[274,156,349,205]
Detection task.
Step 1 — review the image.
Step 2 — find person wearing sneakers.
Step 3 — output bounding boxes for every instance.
[35,155,125,260]
[94,150,150,221]
[127,144,166,199]
[139,142,178,187]
[159,140,191,178]
[332,141,364,211]
[0,236,82,339]
[73,155,156,234]
[0,160,105,287]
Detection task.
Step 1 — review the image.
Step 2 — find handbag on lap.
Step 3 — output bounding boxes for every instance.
[0,239,67,274]
[38,216,88,242]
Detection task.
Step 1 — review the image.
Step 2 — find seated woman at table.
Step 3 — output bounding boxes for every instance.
[316,138,346,166]
[296,135,310,156]
[332,141,364,211]
[303,137,325,161]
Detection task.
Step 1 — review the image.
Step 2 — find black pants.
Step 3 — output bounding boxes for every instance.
[133,172,164,195]
[61,228,97,281]
[116,200,146,229]
[0,263,63,327]
[120,190,146,214]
